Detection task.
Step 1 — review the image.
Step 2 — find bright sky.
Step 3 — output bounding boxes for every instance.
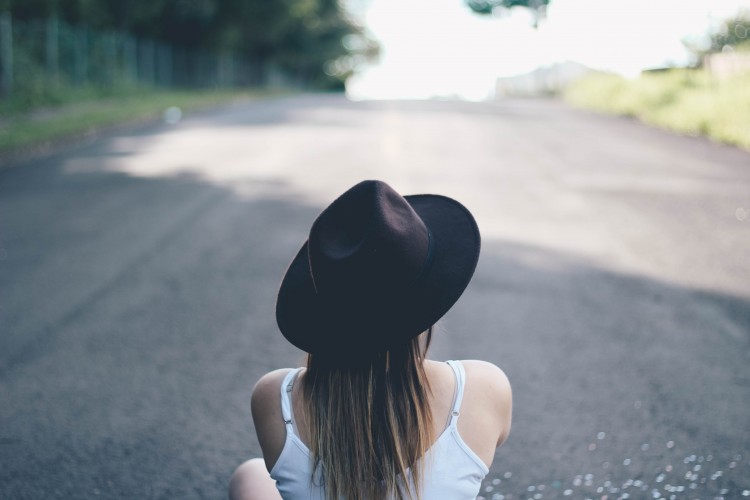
[346,0,749,100]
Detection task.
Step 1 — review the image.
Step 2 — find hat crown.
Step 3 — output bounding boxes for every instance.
[308,180,430,300]
[276,179,480,355]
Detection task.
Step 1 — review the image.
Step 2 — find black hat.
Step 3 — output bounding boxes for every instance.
[276,180,480,355]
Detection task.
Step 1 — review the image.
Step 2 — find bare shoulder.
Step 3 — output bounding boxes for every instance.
[460,360,512,447]
[251,369,293,412]
[250,368,296,471]
[461,360,511,392]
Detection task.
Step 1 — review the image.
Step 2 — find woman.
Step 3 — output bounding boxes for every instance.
[230,180,512,500]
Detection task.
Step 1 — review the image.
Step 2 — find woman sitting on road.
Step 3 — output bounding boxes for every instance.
[229,180,512,500]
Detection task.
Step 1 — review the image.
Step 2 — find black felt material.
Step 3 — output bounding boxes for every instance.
[276,180,480,355]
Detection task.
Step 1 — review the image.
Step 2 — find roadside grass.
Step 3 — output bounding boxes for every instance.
[0,87,286,154]
[564,70,750,150]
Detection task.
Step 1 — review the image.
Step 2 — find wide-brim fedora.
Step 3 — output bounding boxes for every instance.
[276,180,480,356]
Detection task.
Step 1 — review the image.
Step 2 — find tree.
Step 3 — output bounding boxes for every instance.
[5,0,379,89]
[682,9,750,65]
[465,0,551,28]
[707,10,750,53]
[209,0,379,88]
[271,0,379,88]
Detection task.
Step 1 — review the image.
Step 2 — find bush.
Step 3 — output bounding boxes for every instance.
[564,69,750,150]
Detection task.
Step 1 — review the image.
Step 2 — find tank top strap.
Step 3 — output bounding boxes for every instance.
[445,360,466,427]
[279,368,303,430]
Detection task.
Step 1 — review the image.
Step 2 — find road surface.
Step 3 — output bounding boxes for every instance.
[1,95,749,499]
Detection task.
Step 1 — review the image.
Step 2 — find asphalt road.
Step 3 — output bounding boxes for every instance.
[1,95,749,499]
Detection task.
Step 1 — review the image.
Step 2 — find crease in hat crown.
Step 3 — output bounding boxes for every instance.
[307,180,431,301]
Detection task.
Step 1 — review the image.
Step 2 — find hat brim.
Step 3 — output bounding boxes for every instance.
[276,194,480,355]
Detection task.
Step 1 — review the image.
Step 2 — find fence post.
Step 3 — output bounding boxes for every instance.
[219,50,234,87]
[173,46,184,86]
[46,16,59,87]
[105,30,116,86]
[140,38,155,86]
[74,25,88,86]
[156,42,172,86]
[164,44,173,86]
[197,49,208,87]
[123,33,137,85]
[154,41,162,85]
[0,11,12,98]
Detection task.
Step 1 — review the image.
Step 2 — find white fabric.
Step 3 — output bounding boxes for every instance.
[269,360,489,499]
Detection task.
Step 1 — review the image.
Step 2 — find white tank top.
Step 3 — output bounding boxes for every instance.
[269,360,489,499]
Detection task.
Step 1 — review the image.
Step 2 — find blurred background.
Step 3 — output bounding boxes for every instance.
[1,1,749,499]
[0,0,749,151]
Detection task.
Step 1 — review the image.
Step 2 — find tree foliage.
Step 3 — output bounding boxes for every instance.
[5,0,380,88]
[708,10,750,53]
[682,9,750,64]
[465,0,550,27]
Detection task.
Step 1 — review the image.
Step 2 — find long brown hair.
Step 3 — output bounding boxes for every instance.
[300,327,434,500]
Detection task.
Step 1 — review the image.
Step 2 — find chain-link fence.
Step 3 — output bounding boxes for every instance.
[0,13,270,103]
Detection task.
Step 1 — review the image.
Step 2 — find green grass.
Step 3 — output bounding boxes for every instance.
[0,87,287,154]
[564,70,750,150]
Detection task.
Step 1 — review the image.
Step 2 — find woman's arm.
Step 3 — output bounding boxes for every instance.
[459,360,513,466]
[251,369,293,471]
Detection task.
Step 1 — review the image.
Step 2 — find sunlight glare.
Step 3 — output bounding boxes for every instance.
[346,0,749,100]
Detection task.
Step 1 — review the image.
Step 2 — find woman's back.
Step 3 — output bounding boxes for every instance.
[230,181,512,500]
[251,359,512,499]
